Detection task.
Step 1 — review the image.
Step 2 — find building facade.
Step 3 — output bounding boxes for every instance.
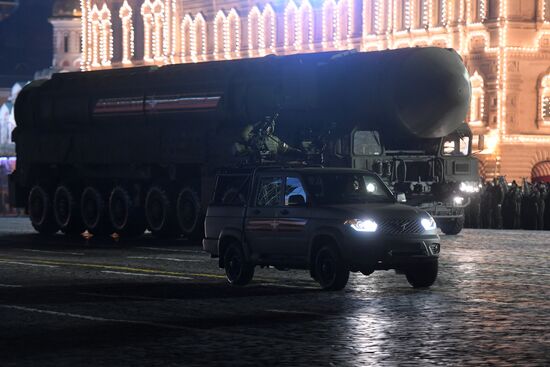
[81,0,550,182]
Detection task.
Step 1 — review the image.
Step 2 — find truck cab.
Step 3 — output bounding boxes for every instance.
[203,167,440,290]
[345,123,479,235]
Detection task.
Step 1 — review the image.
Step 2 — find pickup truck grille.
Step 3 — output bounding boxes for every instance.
[378,218,423,235]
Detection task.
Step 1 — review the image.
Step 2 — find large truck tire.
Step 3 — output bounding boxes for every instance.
[439,216,465,235]
[176,187,203,240]
[109,186,146,237]
[53,185,85,236]
[145,185,178,237]
[81,186,113,236]
[405,260,438,288]
[28,185,58,235]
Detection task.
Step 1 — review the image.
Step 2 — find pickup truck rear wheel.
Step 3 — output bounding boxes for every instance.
[314,245,349,291]
[405,261,438,288]
[223,242,254,286]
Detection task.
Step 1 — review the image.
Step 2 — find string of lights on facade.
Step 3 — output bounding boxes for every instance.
[78,0,550,181]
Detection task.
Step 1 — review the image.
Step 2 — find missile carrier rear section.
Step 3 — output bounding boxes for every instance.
[10,47,477,237]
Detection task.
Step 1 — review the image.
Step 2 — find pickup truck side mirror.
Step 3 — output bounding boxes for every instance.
[288,194,306,206]
[396,192,407,203]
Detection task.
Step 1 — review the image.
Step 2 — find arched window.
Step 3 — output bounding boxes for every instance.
[336,0,351,49]
[90,5,101,67]
[322,0,337,48]
[471,0,485,22]
[181,14,193,62]
[99,4,112,66]
[469,71,485,125]
[248,6,261,56]
[119,1,134,65]
[297,0,314,51]
[141,0,164,63]
[141,0,154,62]
[399,0,411,30]
[540,74,550,123]
[284,1,298,49]
[262,4,276,55]
[214,10,226,60]
[434,0,447,26]
[225,9,241,59]
[192,13,207,62]
[151,0,164,61]
[415,0,428,28]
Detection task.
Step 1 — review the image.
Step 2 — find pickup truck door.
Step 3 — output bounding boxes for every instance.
[276,176,310,261]
[245,176,283,257]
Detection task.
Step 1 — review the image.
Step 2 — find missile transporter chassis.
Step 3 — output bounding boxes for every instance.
[10,47,476,238]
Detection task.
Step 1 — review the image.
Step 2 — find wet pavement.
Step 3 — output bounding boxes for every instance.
[0,218,548,366]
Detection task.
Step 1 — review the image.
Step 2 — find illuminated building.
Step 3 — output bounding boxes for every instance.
[79,1,550,182]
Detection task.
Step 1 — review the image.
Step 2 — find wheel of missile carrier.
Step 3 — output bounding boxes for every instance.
[53,185,85,236]
[176,187,203,239]
[145,185,178,237]
[439,216,465,235]
[28,185,59,235]
[80,186,113,236]
[108,186,146,237]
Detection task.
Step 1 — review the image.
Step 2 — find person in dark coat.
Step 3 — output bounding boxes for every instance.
[536,182,547,230]
[521,180,537,230]
[544,182,550,230]
[491,178,504,229]
[502,183,516,229]
[480,182,492,229]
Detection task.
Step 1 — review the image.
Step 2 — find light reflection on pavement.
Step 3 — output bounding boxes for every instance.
[0,218,548,366]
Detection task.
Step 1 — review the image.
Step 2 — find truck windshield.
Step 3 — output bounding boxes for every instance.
[442,135,470,156]
[304,172,394,205]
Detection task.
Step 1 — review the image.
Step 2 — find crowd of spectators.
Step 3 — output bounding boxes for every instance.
[464,178,550,230]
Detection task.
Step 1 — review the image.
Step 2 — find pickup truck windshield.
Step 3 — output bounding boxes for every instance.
[304,172,394,204]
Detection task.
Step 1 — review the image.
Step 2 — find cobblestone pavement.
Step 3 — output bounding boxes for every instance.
[0,218,548,366]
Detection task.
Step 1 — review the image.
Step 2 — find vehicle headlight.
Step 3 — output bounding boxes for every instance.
[459,181,480,193]
[345,219,378,232]
[421,216,437,231]
[453,196,464,206]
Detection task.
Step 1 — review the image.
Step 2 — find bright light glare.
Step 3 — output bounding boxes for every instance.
[459,182,480,193]
[421,217,437,231]
[366,183,376,193]
[347,219,378,232]
[453,196,464,205]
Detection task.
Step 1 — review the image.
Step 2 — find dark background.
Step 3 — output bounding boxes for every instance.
[0,0,55,86]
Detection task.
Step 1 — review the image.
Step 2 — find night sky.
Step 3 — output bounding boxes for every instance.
[0,0,55,86]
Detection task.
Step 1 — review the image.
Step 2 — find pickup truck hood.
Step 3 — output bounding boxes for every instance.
[314,203,426,220]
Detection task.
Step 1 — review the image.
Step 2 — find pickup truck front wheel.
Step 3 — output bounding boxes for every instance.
[314,245,349,291]
[224,242,254,286]
[405,261,438,288]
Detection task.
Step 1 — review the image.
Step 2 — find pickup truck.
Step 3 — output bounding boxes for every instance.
[203,167,441,291]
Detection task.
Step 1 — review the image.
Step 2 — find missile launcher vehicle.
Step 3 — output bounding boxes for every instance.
[10,47,478,238]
